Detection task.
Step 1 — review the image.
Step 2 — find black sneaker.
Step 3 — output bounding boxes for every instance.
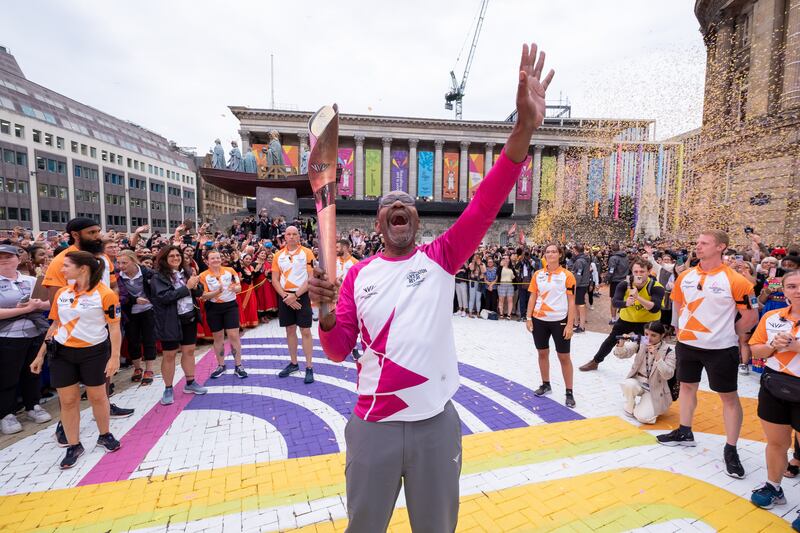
[565,392,576,408]
[54,421,68,448]
[109,404,135,419]
[60,443,85,470]
[209,365,226,379]
[278,363,299,378]
[96,432,121,453]
[656,428,696,447]
[724,446,745,479]
[533,383,552,396]
[234,365,248,379]
[304,368,314,384]
[573,327,585,334]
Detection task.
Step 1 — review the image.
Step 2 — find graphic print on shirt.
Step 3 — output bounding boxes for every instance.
[528,267,575,322]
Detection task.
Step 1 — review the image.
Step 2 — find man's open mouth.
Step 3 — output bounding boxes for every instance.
[389,211,409,227]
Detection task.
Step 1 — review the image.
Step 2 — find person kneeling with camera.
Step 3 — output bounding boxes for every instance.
[614,321,675,424]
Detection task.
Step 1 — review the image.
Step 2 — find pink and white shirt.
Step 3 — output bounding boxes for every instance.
[320,151,524,422]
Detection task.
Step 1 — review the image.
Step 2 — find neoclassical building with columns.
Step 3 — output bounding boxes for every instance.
[231,107,685,243]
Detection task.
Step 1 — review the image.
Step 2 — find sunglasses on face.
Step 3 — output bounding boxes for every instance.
[378,193,415,208]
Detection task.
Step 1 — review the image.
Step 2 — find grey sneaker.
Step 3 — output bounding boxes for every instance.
[183,381,208,395]
[160,387,174,405]
[0,414,21,435]
[234,365,248,379]
[738,364,750,375]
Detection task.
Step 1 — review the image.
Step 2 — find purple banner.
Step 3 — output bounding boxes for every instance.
[516,155,532,200]
[337,148,354,197]
[390,150,409,192]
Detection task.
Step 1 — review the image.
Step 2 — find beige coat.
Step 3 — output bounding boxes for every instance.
[614,341,676,417]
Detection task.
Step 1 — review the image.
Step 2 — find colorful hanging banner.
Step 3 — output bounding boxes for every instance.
[673,143,684,230]
[614,144,622,220]
[587,157,604,203]
[540,155,556,202]
[283,146,298,171]
[443,152,459,200]
[632,144,644,230]
[390,150,409,192]
[365,148,382,197]
[417,151,434,198]
[337,148,354,197]
[516,155,533,200]
[468,153,484,199]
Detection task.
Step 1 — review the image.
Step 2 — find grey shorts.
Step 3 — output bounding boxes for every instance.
[497,283,515,298]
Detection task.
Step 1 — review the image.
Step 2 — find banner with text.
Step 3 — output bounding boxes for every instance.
[365,148,382,197]
[417,151,434,198]
[443,152,459,200]
[337,148,354,196]
[390,150,409,192]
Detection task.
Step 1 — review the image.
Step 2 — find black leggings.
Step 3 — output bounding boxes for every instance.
[593,319,646,363]
[125,309,157,362]
[0,335,44,418]
[587,282,595,306]
[485,289,498,313]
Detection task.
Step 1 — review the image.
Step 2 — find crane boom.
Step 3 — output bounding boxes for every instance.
[444,0,489,119]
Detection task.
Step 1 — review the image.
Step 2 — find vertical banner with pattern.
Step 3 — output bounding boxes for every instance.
[468,153,484,200]
[540,155,556,202]
[443,152,459,200]
[365,148,382,197]
[283,146,299,172]
[516,155,533,200]
[417,151,434,198]
[587,157,604,203]
[337,148,354,197]
[390,150,409,192]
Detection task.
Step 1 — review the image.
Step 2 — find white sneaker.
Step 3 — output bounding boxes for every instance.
[26,405,52,424]
[1,413,22,435]
[460,310,466,317]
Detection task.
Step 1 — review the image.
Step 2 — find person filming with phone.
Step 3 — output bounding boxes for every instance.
[580,258,665,371]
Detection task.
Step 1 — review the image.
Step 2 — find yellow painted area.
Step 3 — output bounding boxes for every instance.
[0,417,651,533]
[286,468,789,533]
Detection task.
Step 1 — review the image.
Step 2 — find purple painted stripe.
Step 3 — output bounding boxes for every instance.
[184,393,339,458]
[241,337,322,345]
[457,362,584,424]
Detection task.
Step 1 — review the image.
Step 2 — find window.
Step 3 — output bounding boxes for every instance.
[20,208,30,222]
[127,157,132,168]
[18,181,28,194]
[90,147,97,158]
[16,152,26,166]
[57,161,66,174]
[47,159,57,173]
[36,157,45,171]
[5,178,15,193]
[56,137,64,150]
[7,207,17,220]
[32,129,41,143]
[104,172,124,185]
[80,144,87,156]
[44,133,53,146]
[0,120,9,134]
[71,141,78,153]
[101,150,108,161]
[14,124,23,138]
[3,149,14,164]
[0,206,5,220]
[40,210,49,223]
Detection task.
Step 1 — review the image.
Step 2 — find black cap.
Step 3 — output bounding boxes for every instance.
[0,244,20,256]
[66,217,100,234]
[783,255,800,267]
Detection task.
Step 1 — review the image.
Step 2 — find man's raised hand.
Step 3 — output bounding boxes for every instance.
[516,42,554,132]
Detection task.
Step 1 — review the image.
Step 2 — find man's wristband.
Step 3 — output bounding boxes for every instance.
[526,317,532,321]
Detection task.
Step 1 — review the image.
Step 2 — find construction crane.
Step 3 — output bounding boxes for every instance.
[444,0,489,119]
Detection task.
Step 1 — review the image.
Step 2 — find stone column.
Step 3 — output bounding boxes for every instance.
[459,141,470,201]
[484,142,494,174]
[239,129,252,154]
[408,138,418,197]
[354,135,365,200]
[554,145,566,209]
[531,145,544,216]
[782,0,800,110]
[709,17,735,130]
[124,186,132,233]
[434,139,444,201]
[381,137,392,195]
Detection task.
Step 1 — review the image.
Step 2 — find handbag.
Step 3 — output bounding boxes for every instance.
[762,370,800,403]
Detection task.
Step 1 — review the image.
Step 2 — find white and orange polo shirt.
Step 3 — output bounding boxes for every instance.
[43,244,116,289]
[272,246,314,292]
[199,267,239,303]
[336,254,358,282]
[671,264,755,349]
[749,306,800,376]
[528,267,576,322]
[49,282,120,347]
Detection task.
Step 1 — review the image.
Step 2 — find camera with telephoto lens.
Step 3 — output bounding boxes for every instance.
[616,333,641,342]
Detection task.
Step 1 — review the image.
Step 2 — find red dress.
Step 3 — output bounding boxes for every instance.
[236,265,260,328]
[187,260,213,340]
[254,262,279,314]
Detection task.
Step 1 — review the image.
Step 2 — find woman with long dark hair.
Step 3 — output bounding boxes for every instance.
[30,251,122,469]
[117,250,156,385]
[150,245,207,405]
[234,253,260,328]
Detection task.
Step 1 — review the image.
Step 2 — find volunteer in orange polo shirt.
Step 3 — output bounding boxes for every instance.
[525,243,577,408]
[656,230,757,480]
[31,251,123,470]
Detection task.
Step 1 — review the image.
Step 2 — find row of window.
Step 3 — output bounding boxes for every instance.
[104,172,124,186]
[150,182,165,193]
[151,218,166,228]
[0,207,32,221]
[0,177,30,194]
[2,148,27,166]
[1,119,195,185]
[76,212,101,224]
[35,156,67,175]
[183,190,195,200]
[168,185,181,197]
[131,217,147,228]
[105,193,125,205]
[74,165,99,181]
[129,177,146,190]
[151,201,165,211]
[38,184,69,199]
[40,210,70,224]
[107,215,127,227]
[75,189,99,203]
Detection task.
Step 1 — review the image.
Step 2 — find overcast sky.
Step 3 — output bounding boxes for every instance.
[2,0,705,152]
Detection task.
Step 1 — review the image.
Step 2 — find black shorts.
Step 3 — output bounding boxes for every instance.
[278,292,313,328]
[676,342,739,393]
[609,281,619,299]
[758,369,800,431]
[161,319,198,350]
[532,317,571,353]
[575,286,588,306]
[205,300,240,333]
[50,340,110,389]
